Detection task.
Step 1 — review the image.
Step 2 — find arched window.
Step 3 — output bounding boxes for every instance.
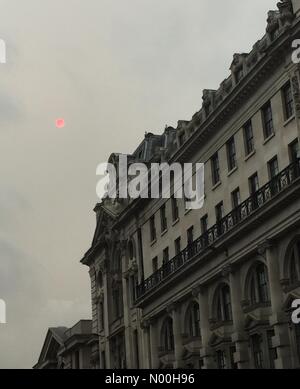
[161,317,174,352]
[215,285,233,322]
[185,302,201,338]
[287,240,300,285]
[249,263,270,305]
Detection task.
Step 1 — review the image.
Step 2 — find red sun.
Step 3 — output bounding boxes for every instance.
[56,118,65,128]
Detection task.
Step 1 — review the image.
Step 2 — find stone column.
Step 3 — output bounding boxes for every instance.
[168,303,184,368]
[140,320,151,369]
[101,260,111,368]
[196,286,215,369]
[264,241,292,369]
[149,319,160,369]
[225,265,250,369]
[122,274,133,369]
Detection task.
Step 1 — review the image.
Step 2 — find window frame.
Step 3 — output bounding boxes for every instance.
[261,101,274,139]
[226,136,237,172]
[243,120,255,156]
[211,153,221,186]
[282,81,294,121]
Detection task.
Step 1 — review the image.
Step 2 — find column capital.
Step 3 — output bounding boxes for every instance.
[257,239,276,258]
[166,301,180,314]
[191,286,201,297]
[221,264,235,277]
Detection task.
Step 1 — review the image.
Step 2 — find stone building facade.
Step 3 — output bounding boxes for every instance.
[81,0,300,369]
[34,320,96,369]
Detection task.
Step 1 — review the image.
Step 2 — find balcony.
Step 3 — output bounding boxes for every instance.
[136,159,300,301]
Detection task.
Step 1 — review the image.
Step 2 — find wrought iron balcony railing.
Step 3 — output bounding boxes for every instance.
[136,159,300,301]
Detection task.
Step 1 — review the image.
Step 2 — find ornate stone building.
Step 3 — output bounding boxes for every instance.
[81,0,300,369]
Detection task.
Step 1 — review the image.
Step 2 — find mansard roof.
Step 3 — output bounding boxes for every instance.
[101,1,296,172]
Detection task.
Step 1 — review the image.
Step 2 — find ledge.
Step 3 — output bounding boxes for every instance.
[161,229,168,238]
[283,115,295,127]
[244,150,256,162]
[263,132,275,145]
[150,239,157,247]
[212,181,222,192]
[172,218,180,227]
[227,166,238,177]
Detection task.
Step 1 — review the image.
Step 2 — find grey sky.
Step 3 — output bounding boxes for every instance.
[0,0,276,368]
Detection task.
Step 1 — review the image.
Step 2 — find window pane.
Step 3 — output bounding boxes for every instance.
[244,120,254,155]
[268,157,279,179]
[283,82,294,120]
[211,153,220,185]
[217,350,227,369]
[201,214,208,234]
[262,102,274,139]
[227,137,237,171]
[252,334,264,369]
[257,264,270,303]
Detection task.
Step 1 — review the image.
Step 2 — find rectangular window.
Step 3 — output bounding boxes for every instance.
[211,153,220,186]
[289,139,299,163]
[215,202,224,222]
[249,173,259,195]
[231,188,241,209]
[201,214,208,234]
[230,346,238,369]
[243,120,254,156]
[152,257,158,273]
[251,334,264,369]
[282,81,294,120]
[267,330,277,369]
[227,136,237,171]
[175,237,181,255]
[268,156,279,179]
[160,204,167,233]
[163,247,169,264]
[150,215,156,242]
[171,196,179,222]
[262,101,274,139]
[216,350,227,369]
[187,226,194,246]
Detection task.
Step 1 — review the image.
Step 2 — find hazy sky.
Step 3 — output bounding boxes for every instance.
[0,0,276,368]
